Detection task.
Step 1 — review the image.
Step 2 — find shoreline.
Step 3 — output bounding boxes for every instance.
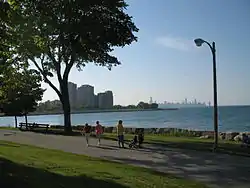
[48,125,249,142]
[1,125,249,142]
[0,108,178,117]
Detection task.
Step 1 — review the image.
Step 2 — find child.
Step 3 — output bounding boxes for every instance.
[83,123,91,147]
[129,135,138,148]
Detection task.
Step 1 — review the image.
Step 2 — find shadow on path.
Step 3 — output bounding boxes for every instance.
[91,145,118,151]
[144,139,250,157]
[104,147,250,188]
[0,157,128,188]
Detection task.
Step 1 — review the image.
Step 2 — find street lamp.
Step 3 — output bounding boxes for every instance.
[194,38,218,151]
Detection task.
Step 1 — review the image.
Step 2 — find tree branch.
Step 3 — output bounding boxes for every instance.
[63,53,75,82]
[62,34,80,82]
[30,57,62,99]
[58,46,62,63]
[47,48,58,65]
[47,48,63,83]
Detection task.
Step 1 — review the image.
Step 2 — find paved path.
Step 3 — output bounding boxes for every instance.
[0,129,250,188]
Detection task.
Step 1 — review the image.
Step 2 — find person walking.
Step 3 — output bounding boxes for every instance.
[138,128,144,148]
[117,120,125,148]
[83,123,91,147]
[95,121,103,146]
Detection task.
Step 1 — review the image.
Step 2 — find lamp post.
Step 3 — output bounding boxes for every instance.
[194,38,218,151]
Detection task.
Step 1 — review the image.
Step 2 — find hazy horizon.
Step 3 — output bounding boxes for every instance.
[40,0,250,106]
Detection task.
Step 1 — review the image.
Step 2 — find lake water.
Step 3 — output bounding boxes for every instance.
[0,106,250,132]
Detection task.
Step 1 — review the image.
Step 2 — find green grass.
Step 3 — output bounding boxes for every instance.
[103,133,250,156]
[0,126,17,130]
[0,140,207,188]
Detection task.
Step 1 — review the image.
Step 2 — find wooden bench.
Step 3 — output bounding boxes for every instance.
[19,122,50,134]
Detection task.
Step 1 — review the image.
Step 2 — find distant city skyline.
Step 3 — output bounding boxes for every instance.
[150,97,207,105]
[40,0,250,106]
[68,82,113,109]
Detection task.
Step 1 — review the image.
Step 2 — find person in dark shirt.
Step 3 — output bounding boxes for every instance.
[83,123,91,147]
[138,129,144,148]
[242,133,250,147]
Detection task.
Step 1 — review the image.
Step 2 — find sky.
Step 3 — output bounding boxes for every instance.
[41,0,250,106]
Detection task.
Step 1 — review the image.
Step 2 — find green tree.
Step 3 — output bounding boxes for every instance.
[1,0,138,133]
[0,66,45,128]
[127,105,136,109]
[0,0,15,67]
[137,102,150,109]
[0,0,10,44]
[113,105,123,109]
[150,103,159,109]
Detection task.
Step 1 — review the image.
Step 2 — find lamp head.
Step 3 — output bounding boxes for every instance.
[194,38,205,47]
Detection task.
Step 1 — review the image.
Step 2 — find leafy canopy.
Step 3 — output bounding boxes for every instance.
[0,65,45,116]
[1,0,138,98]
[1,0,138,130]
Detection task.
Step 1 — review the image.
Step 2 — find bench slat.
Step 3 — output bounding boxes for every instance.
[19,123,50,130]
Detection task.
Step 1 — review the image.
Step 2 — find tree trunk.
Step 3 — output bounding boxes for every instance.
[14,116,17,128]
[25,114,28,129]
[60,82,72,133]
[62,102,72,133]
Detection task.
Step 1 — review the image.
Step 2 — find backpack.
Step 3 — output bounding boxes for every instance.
[84,125,91,133]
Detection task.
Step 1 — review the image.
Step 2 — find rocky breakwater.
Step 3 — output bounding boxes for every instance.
[50,125,250,142]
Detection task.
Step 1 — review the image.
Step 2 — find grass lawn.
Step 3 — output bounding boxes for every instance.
[0,140,207,188]
[103,133,250,156]
[0,126,18,130]
[1,126,249,156]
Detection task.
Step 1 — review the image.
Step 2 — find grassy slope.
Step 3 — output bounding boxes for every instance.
[0,141,207,188]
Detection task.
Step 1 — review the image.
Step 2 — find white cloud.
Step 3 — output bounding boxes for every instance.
[155,36,196,51]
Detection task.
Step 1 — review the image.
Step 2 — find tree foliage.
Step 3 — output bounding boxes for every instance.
[0,66,45,117]
[1,0,138,132]
[137,102,158,109]
[0,0,13,65]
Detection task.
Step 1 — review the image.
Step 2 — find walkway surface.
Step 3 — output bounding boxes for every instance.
[0,129,250,188]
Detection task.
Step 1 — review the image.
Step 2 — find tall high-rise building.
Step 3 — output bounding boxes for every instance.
[97,92,106,109]
[97,91,113,109]
[105,91,113,108]
[94,95,99,108]
[149,97,153,104]
[68,82,77,108]
[77,84,95,107]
